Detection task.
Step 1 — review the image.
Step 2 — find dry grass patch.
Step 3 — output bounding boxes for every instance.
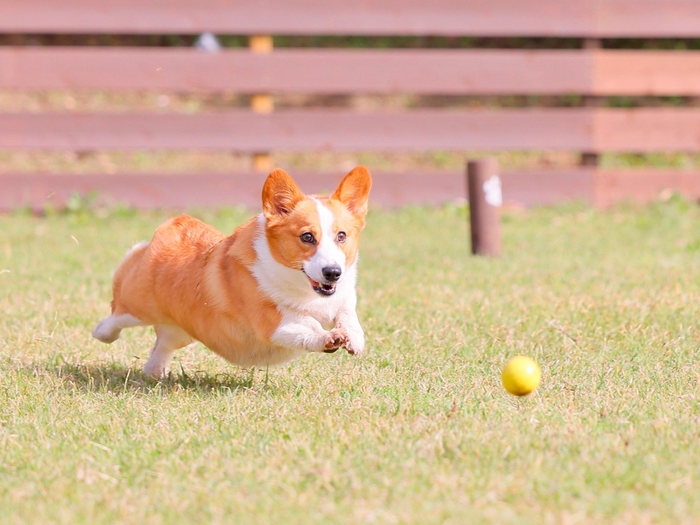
[1,201,700,524]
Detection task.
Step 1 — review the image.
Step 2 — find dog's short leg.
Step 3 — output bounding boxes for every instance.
[92,313,145,344]
[336,310,365,356]
[143,324,193,378]
[271,314,349,353]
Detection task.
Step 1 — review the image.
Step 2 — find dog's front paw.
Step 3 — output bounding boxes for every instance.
[322,328,348,353]
[344,336,365,356]
[333,321,365,356]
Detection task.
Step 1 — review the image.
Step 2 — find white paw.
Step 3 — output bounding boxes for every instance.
[322,328,349,353]
[339,325,364,356]
[143,359,168,378]
[92,320,120,344]
[344,335,365,356]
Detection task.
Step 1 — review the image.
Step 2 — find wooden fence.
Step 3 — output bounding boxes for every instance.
[1,0,700,210]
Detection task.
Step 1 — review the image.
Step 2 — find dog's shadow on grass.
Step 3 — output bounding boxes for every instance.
[41,361,261,395]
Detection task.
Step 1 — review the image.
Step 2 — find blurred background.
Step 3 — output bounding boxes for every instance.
[1,0,699,211]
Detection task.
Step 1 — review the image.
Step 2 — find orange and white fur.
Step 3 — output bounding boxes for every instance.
[92,167,372,377]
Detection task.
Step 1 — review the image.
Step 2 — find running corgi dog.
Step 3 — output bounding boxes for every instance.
[92,167,372,377]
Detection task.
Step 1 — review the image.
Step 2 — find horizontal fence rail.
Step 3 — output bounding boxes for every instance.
[3,169,700,212]
[1,0,698,37]
[0,48,592,94]
[0,110,594,151]
[3,109,700,153]
[3,48,700,96]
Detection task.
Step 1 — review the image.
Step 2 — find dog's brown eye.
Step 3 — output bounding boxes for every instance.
[336,232,347,243]
[300,232,316,244]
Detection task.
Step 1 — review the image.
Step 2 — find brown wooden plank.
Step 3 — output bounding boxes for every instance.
[594,169,700,207]
[5,109,700,153]
[7,47,700,97]
[1,0,698,37]
[596,0,700,38]
[8,47,700,97]
[0,169,597,212]
[0,172,468,211]
[0,0,593,36]
[594,109,700,152]
[0,48,592,95]
[8,109,700,153]
[500,169,595,206]
[0,109,594,151]
[3,169,699,212]
[0,173,269,211]
[593,51,700,96]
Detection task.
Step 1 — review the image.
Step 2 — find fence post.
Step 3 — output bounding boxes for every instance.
[467,158,502,257]
[250,34,274,172]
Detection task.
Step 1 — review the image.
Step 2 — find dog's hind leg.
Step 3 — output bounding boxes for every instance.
[143,324,194,378]
[92,313,145,344]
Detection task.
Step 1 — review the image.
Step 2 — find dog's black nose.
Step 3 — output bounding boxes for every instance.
[322,265,342,282]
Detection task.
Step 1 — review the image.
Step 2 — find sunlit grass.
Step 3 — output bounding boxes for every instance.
[1,200,700,524]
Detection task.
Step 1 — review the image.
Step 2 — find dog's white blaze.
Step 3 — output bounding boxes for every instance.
[303,199,347,283]
[252,210,358,330]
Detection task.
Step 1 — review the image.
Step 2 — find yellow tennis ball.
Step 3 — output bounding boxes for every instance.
[502,356,541,396]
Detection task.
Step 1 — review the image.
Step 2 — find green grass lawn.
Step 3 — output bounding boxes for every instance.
[1,199,700,524]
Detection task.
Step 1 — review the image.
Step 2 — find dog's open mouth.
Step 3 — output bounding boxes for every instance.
[305,274,337,296]
[310,278,336,296]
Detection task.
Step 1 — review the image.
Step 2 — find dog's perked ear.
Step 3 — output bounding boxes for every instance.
[332,166,372,218]
[262,169,305,220]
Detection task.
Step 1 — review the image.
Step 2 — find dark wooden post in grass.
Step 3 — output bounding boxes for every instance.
[467,158,502,257]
